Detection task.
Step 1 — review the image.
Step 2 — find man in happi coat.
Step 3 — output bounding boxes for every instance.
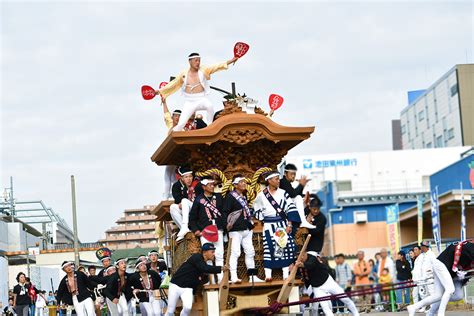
[253,170,299,281]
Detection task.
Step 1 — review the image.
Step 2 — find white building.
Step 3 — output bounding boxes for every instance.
[286,146,471,197]
[400,64,474,150]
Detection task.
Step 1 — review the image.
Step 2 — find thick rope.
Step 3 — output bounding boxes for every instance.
[251,279,422,315]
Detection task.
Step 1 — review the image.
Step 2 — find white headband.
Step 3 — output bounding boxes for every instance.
[135,260,147,269]
[201,179,215,186]
[61,261,74,269]
[188,55,200,60]
[232,177,246,185]
[264,172,280,181]
[180,171,192,176]
[114,258,127,266]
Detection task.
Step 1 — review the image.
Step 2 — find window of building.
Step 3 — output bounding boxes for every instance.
[401,124,406,134]
[450,84,458,97]
[418,110,424,121]
[336,181,352,192]
[447,128,455,140]
[426,142,432,148]
[436,135,443,148]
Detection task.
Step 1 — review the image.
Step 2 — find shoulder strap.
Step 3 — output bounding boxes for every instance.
[262,188,287,220]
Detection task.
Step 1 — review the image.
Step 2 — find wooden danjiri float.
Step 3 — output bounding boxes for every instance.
[150,96,315,315]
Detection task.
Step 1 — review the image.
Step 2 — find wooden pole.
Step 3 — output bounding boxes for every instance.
[277,234,311,303]
[219,238,233,310]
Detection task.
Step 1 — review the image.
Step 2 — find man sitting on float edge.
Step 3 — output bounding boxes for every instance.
[166,243,228,316]
[188,175,225,282]
[170,166,203,241]
[279,163,315,229]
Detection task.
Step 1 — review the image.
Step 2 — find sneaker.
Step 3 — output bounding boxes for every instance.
[417,307,426,312]
[230,279,242,284]
[265,277,273,282]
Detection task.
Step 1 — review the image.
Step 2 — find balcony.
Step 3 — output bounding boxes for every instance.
[106,224,156,233]
[116,215,157,223]
[102,233,157,242]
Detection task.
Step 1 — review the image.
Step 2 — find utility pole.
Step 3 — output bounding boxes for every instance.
[71,176,80,267]
[25,228,30,276]
[10,176,15,222]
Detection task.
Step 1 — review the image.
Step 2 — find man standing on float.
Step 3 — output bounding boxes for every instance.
[155,53,239,131]
[253,170,299,281]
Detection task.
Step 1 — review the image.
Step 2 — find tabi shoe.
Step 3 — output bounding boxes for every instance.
[176,227,190,241]
[300,221,316,229]
[230,278,242,284]
[251,276,265,283]
[406,305,415,316]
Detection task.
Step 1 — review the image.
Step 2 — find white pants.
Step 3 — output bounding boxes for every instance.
[427,278,464,316]
[312,275,359,316]
[169,199,193,229]
[35,306,45,316]
[163,166,176,199]
[265,267,289,280]
[228,230,255,281]
[200,230,224,282]
[166,283,193,316]
[173,92,213,131]
[150,295,164,316]
[408,259,455,316]
[106,294,129,316]
[72,296,96,316]
[293,195,312,227]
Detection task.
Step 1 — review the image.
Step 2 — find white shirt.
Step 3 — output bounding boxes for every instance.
[253,188,296,219]
[378,256,395,281]
[412,253,424,280]
[36,294,46,308]
[421,249,436,279]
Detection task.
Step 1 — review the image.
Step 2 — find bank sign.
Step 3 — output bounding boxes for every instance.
[302,158,358,169]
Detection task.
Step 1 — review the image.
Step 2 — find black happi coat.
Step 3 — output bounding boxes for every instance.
[56,271,93,305]
[189,193,225,232]
[104,271,133,302]
[129,271,162,303]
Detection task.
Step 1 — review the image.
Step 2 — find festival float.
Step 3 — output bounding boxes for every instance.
[143,43,316,315]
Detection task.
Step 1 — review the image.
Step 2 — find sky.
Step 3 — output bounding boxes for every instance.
[1,1,473,242]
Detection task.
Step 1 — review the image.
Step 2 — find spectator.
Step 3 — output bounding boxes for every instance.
[396,250,412,307]
[353,250,372,313]
[12,272,30,316]
[368,259,377,283]
[35,291,47,316]
[408,248,416,270]
[4,298,17,316]
[379,268,392,305]
[46,291,56,306]
[334,254,352,314]
[377,248,395,281]
[411,245,425,312]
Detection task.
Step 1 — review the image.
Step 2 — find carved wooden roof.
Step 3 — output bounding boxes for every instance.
[151,112,315,167]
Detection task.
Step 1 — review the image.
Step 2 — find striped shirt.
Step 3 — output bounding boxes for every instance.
[335,262,353,288]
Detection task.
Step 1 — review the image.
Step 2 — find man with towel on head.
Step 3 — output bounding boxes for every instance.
[169,167,203,241]
[253,170,299,281]
[223,174,263,283]
[279,163,315,230]
[104,258,133,316]
[154,52,239,131]
[188,175,226,282]
[56,261,96,316]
